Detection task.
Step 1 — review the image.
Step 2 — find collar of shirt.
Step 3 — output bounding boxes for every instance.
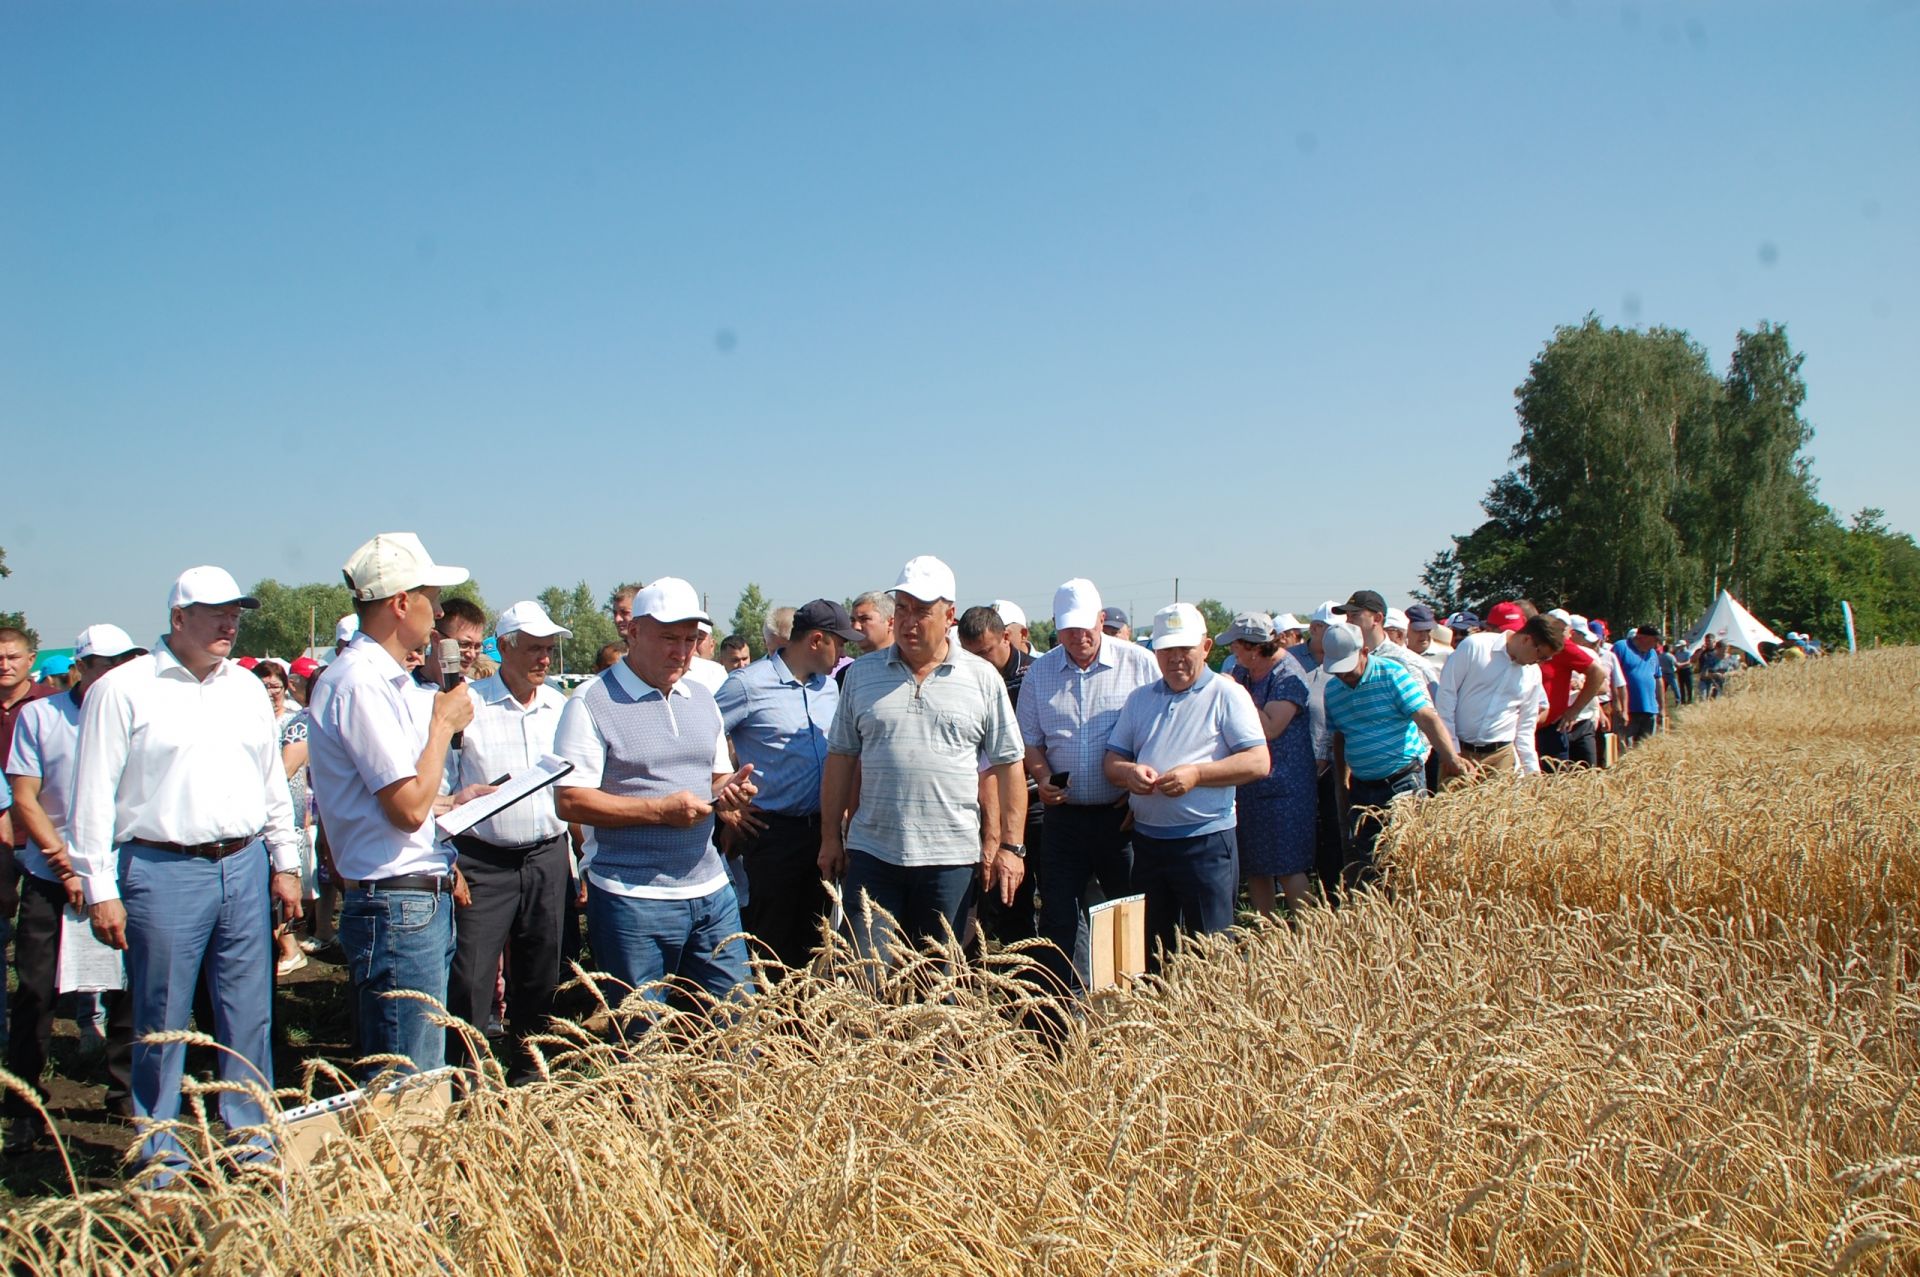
[471,671,566,713]
[1158,665,1215,698]
[341,632,410,689]
[607,657,693,703]
[884,643,958,674]
[766,651,824,690]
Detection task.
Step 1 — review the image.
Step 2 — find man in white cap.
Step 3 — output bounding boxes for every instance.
[306,533,484,1074]
[1103,603,1269,968]
[992,600,1032,656]
[820,556,1026,961]
[443,600,574,1080]
[3,624,144,1149]
[1017,578,1160,991]
[67,567,305,1181]
[1319,622,1466,893]
[553,578,758,1007]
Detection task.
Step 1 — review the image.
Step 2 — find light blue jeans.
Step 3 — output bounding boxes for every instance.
[585,882,748,1005]
[338,887,455,1076]
[120,840,274,1182]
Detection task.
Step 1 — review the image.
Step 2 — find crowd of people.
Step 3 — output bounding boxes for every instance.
[0,532,1805,1184]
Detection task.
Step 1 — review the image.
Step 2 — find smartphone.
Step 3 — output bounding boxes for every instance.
[1049,771,1070,788]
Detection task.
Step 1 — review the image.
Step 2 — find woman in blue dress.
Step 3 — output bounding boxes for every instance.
[1224,614,1317,916]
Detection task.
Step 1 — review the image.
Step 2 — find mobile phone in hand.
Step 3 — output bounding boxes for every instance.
[1050,771,1070,788]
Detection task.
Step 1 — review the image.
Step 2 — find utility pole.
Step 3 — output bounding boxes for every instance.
[1174,578,1180,603]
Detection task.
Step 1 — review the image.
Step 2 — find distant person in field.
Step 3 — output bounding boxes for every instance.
[761,606,795,661]
[1611,626,1667,745]
[992,600,1032,656]
[718,634,753,672]
[1319,622,1467,893]
[1101,608,1132,643]
[1403,604,1451,686]
[1104,603,1269,967]
[1220,613,1317,917]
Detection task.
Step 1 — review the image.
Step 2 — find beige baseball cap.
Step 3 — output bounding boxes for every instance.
[341,533,469,602]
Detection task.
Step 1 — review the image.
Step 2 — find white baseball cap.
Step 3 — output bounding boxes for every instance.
[1308,600,1341,625]
[894,555,956,604]
[1568,614,1596,643]
[1274,613,1306,633]
[992,599,1028,630]
[1385,607,1410,632]
[1150,602,1208,650]
[335,614,360,645]
[1053,578,1103,631]
[168,566,260,611]
[341,532,469,602]
[1321,622,1366,675]
[74,623,143,660]
[630,577,708,626]
[495,600,572,641]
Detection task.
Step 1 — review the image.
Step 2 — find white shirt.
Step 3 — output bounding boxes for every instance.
[1434,633,1544,773]
[305,634,450,882]
[553,660,731,899]
[682,656,727,695]
[5,689,81,881]
[69,638,301,906]
[449,672,568,847]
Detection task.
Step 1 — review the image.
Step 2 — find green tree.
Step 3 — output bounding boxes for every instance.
[537,581,620,674]
[237,579,355,658]
[1193,598,1233,669]
[730,584,771,658]
[0,546,35,646]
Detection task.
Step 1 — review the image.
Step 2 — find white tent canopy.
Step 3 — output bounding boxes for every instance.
[1686,590,1783,665]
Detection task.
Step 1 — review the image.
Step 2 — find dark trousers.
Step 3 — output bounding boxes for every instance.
[5,872,133,1118]
[1677,668,1694,704]
[1537,721,1599,769]
[1623,711,1658,746]
[1130,828,1238,973]
[735,811,830,975]
[1312,767,1344,900]
[1035,803,1133,992]
[973,792,1042,948]
[842,850,977,962]
[1344,765,1427,892]
[448,835,568,1080]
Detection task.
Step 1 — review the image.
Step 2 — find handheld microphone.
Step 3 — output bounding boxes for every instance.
[438,638,465,749]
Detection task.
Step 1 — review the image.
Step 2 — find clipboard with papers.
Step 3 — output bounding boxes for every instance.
[435,753,574,839]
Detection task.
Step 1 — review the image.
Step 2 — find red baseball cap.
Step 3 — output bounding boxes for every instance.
[1485,601,1527,633]
[237,656,260,670]
[290,656,322,680]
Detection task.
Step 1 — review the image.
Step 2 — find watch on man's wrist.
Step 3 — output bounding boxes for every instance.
[998,842,1027,860]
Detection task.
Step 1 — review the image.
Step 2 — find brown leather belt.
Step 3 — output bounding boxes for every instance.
[143,834,261,861]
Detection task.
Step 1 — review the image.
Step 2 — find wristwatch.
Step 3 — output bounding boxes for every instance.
[998,842,1028,860]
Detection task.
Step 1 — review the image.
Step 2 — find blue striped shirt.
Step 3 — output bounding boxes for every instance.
[1321,655,1431,781]
[1014,635,1161,806]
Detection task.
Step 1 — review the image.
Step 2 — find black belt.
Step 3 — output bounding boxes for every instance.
[452,832,563,858]
[144,833,261,861]
[755,810,822,826]
[346,874,455,894]
[1460,741,1511,754]
[1358,757,1424,785]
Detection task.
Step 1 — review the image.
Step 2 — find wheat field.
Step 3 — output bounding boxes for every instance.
[3,650,1916,1275]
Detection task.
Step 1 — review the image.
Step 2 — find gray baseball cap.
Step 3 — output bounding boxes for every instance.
[1321,622,1366,675]
[1219,611,1276,645]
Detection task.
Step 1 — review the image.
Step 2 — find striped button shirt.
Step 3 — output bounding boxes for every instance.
[1015,635,1160,806]
[1321,654,1432,781]
[448,673,569,847]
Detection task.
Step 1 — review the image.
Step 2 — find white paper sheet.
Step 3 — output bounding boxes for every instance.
[434,752,573,839]
[57,907,126,993]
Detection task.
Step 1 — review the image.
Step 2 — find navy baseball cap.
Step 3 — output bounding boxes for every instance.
[1101,607,1130,633]
[792,598,860,643]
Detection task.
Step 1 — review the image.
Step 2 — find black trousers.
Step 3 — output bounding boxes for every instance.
[1035,802,1133,993]
[1312,767,1345,901]
[735,811,831,975]
[448,834,568,1080]
[5,872,133,1118]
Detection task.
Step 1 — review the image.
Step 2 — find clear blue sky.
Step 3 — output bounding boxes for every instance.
[3,1,1915,647]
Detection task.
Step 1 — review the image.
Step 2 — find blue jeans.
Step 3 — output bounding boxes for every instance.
[842,850,978,964]
[585,882,748,1005]
[119,840,274,1181]
[1036,804,1135,992]
[1130,828,1239,971]
[338,887,454,1075]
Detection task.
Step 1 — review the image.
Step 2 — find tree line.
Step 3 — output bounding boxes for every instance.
[1414,317,1920,646]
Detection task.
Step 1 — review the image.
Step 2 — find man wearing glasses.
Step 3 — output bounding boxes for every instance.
[307,533,487,1075]
[421,596,491,686]
[67,568,305,1185]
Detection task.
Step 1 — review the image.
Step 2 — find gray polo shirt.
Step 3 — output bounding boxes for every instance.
[827,642,1022,868]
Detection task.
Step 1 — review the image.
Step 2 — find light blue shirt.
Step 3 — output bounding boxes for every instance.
[1015,634,1161,806]
[714,652,836,816]
[4,689,82,881]
[1106,668,1265,838]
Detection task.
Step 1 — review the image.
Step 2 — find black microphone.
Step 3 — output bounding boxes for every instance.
[438,638,465,749]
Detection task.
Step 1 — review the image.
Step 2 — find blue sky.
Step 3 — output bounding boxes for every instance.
[3,1,1915,647]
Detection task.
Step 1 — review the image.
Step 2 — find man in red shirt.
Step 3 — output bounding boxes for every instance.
[1533,608,1607,767]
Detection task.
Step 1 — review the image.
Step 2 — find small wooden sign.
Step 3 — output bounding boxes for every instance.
[1087,894,1148,992]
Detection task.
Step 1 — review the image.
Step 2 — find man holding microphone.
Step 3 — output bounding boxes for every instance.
[307,533,489,1074]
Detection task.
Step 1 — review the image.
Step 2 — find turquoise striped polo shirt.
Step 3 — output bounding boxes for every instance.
[1322,654,1431,781]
